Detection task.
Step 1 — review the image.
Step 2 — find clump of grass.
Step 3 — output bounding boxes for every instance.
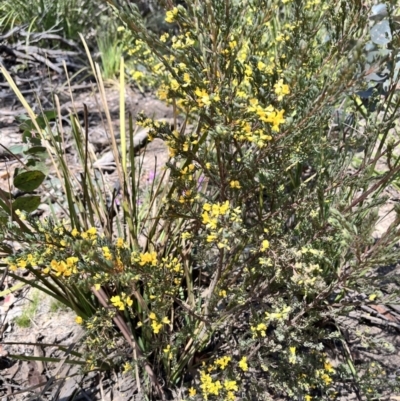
[97,23,124,80]
[0,0,104,42]
[14,289,41,328]
[49,299,69,313]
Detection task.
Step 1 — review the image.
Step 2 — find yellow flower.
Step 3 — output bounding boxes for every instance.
[324,361,335,373]
[102,246,112,260]
[139,252,157,266]
[238,356,248,371]
[224,380,238,392]
[123,362,132,372]
[274,79,290,101]
[260,239,270,251]
[207,233,218,242]
[256,322,267,336]
[305,396,312,401]
[110,295,125,311]
[183,73,191,86]
[321,373,332,385]
[165,7,179,23]
[230,180,241,189]
[203,203,211,212]
[289,346,296,364]
[131,71,144,81]
[162,316,171,324]
[188,387,196,397]
[265,108,285,131]
[181,232,192,239]
[125,296,133,307]
[226,391,235,401]
[15,209,26,220]
[149,312,157,320]
[151,320,163,334]
[66,257,78,272]
[219,200,230,215]
[195,87,211,107]
[170,79,180,91]
[160,33,169,42]
[86,227,97,237]
[215,356,231,369]
[17,259,27,269]
[229,40,237,49]
[75,316,83,324]
[116,238,126,248]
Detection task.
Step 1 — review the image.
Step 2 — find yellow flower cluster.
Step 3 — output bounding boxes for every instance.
[289,346,296,364]
[238,356,248,371]
[110,292,133,311]
[163,344,173,360]
[215,356,231,369]
[4,224,133,287]
[149,312,170,334]
[201,201,242,249]
[250,322,267,338]
[165,7,179,23]
[7,252,38,271]
[44,257,79,277]
[195,87,220,107]
[139,252,157,266]
[131,251,157,267]
[171,32,195,50]
[200,371,222,398]
[235,121,272,148]
[202,201,230,226]
[274,79,290,101]
[190,355,249,399]
[161,255,183,273]
[199,369,239,400]
[250,305,291,338]
[77,227,98,240]
[247,98,286,132]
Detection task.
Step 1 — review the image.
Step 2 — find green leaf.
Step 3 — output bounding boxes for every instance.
[22,130,41,145]
[14,170,45,192]
[7,353,86,366]
[13,196,41,212]
[8,144,28,154]
[36,110,56,129]
[25,146,47,155]
[25,160,49,174]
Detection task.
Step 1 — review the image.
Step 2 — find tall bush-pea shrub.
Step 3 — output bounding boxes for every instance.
[2,0,400,400]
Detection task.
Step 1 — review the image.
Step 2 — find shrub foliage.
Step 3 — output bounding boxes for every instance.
[1,0,400,400]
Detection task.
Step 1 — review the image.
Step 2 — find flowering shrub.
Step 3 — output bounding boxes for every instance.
[2,0,400,400]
